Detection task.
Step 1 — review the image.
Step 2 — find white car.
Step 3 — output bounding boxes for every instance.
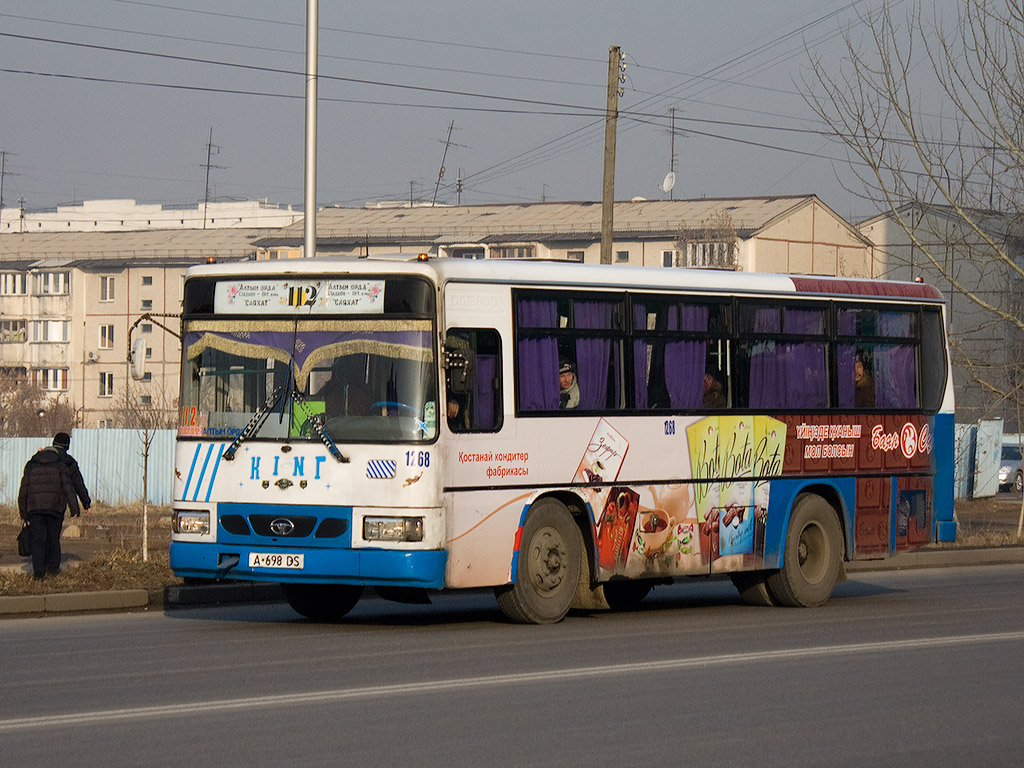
[999,445,1023,493]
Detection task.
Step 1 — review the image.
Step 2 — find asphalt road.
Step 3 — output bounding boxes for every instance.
[3,565,1024,767]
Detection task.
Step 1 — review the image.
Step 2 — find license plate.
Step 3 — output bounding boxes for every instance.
[248,552,304,569]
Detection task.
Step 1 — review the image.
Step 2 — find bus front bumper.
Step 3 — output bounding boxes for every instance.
[170,541,447,589]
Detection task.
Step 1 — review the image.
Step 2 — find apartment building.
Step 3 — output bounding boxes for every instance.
[0,227,276,427]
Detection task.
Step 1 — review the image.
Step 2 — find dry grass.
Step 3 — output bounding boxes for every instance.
[0,549,179,597]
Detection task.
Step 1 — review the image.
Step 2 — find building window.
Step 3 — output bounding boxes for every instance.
[99,372,114,397]
[567,251,585,262]
[31,320,69,343]
[33,368,68,391]
[0,273,28,295]
[141,299,153,311]
[99,324,115,349]
[0,319,27,343]
[142,372,152,382]
[685,241,736,269]
[492,245,535,259]
[615,250,629,263]
[34,271,70,295]
[140,395,152,405]
[98,419,112,429]
[662,250,677,267]
[145,345,152,359]
[141,276,153,286]
[100,276,115,302]
[142,323,153,333]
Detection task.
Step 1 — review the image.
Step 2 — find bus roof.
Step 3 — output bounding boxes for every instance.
[186,255,945,303]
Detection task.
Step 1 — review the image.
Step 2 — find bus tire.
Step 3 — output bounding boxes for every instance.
[729,571,776,607]
[765,494,843,608]
[281,583,364,621]
[495,499,583,624]
[602,580,653,611]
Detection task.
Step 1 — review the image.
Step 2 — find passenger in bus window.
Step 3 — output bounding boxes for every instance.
[559,361,580,409]
[447,393,468,431]
[854,355,875,408]
[703,369,726,409]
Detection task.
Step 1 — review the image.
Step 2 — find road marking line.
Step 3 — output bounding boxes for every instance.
[3,630,1023,731]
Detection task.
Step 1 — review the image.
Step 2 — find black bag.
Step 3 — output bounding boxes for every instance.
[17,523,31,557]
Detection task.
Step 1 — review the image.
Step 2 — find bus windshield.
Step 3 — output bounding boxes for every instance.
[180,318,437,442]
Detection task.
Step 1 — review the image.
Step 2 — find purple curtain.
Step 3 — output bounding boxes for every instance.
[875,345,917,408]
[183,328,432,389]
[837,344,856,408]
[785,308,824,334]
[473,354,497,429]
[517,299,560,410]
[574,301,613,409]
[664,304,707,409]
[876,312,917,408]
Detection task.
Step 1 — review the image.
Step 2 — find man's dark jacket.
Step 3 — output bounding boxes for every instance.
[18,447,81,520]
[55,446,91,509]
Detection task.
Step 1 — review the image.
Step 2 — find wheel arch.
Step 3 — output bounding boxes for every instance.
[783,483,851,563]
[512,489,595,586]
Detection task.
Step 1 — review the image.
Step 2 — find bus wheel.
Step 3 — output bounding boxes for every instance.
[765,495,842,608]
[602,580,653,611]
[495,499,582,624]
[281,583,364,621]
[729,571,776,607]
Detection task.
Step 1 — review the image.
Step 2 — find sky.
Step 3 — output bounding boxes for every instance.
[0,0,949,221]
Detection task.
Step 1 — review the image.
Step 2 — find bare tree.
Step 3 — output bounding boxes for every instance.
[106,383,177,561]
[675,210,739,269]
[0,371,78,437]
[805,0,1024,517]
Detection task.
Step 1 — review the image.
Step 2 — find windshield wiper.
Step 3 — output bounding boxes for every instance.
[293,390,350,463]
[221,386,349,463]
[221,385,287,461]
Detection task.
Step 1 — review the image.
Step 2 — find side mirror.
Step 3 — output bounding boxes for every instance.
[130,336,148,381]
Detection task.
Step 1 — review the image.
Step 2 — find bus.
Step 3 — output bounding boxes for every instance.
[169,256,956,624]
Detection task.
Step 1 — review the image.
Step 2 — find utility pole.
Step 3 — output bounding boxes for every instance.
[0,150,6,230]
[432,120,456,206]
[201,128,225,229]
[303,0,319,258]
[601,46,625,265]
[0,150,13,231]
[669,108,676,200]
[456,169,463,206]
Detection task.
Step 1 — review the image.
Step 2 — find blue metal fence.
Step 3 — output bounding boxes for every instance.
[0,429,175,506]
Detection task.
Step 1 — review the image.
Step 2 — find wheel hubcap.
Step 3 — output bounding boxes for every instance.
[797,522,828,585]
[528,525,567,594]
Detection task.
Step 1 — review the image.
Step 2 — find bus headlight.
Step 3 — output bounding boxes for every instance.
[363,516,424,542]
[173,509,211,535]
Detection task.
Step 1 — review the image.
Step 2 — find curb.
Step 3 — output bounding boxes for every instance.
[845,546,1024,572]
[3,547,1024,617]
[0,589,149,616]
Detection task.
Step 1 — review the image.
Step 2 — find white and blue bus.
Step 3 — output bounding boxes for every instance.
[169,256,955,623]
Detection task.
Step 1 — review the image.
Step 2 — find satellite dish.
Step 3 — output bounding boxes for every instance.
[661,171,676,193]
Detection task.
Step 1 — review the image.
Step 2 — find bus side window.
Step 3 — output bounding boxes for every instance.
[445,329,503,432]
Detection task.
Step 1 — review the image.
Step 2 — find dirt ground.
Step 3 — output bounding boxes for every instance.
[1,494,1021,569]
[0,503,172,567]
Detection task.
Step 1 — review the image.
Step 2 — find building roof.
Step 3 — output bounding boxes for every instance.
[254,196,827,247]
[858,202,1024,241]
[0,228,276,269]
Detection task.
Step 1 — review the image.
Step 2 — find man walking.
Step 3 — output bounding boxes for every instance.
[52,431,91,514]
[18,433,86,579]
